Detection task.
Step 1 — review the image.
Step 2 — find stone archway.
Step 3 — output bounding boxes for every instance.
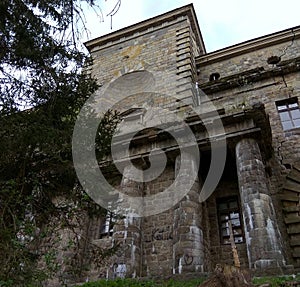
[282,161,300,268]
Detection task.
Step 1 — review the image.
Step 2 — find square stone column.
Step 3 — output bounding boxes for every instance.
[173,152,204,274]
[235,138,286,273]
[112,164,143,278]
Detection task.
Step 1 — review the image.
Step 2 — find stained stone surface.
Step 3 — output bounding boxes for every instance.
[45,4,300,286]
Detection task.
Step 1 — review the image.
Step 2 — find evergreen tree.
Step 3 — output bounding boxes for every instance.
[0,0,120,285]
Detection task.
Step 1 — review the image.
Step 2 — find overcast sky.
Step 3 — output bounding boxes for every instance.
[83,0,300,52]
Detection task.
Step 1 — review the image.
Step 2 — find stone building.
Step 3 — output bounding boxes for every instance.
[79,3,300,281]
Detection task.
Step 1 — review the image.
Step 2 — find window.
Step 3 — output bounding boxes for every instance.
[120,108,145,122]
[113,263,126,278]
[99,211,115,238]
[209,72,220,81]
[276,98,300,131]
[217,197,244,244]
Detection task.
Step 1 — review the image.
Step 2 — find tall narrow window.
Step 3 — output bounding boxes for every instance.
[217,197,244,244]
[99,211,115,239]
[276,98,300,131]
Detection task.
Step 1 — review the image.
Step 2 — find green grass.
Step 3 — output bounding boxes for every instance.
[77,278,205,287]
[76,275,300,287]
[253,275,300,287]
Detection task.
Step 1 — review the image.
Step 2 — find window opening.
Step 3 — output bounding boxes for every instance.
[113,263,126,278]
[209,72,220,81]
[217,196,244,244]
[276,97,300,130]
[99,211,115,238]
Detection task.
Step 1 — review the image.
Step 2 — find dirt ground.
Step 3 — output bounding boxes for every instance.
[198,264,253,287]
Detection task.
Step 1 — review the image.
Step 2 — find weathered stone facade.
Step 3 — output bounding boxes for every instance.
[76,3,300,282]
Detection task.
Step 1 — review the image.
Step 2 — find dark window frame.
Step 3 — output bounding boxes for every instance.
[99,211,115,239]
[276,97,300,131]
[217,196,244,245]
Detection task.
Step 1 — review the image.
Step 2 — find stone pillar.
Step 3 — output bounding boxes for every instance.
[173,152,204,274]
[235,138,285,273]
[112,164,142,278]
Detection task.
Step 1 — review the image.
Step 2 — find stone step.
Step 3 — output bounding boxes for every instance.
[287,224,300,234]
[292,250,300,258]
[284,180,300,193]
[290,238,300,246]
[293,161,300,172]
[283,206,300,213]
[287,169,300,183]
[285,215,300,224]
[281,195,299,202]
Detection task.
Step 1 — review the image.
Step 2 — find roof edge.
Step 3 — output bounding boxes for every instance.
[197,25,300,65]
[84,4,206,53]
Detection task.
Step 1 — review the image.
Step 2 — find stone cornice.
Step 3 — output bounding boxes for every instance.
[197,25,300,66]
[99,103,271,170]
[200,56,300,94]
[84,4,206,54]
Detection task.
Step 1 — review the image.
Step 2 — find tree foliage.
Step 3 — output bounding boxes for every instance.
[0,0,120,285]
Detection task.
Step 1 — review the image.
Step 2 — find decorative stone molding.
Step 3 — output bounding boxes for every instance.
[282,160,300,268]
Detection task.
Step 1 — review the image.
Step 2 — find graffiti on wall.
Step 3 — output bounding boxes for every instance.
[152,226,173,241]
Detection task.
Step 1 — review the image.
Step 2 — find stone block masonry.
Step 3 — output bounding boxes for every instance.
[236,138,286,274]
[70,4,300,285]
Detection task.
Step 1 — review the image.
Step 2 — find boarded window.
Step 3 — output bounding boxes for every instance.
[217,197,244,244]
[99,211,115,238]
